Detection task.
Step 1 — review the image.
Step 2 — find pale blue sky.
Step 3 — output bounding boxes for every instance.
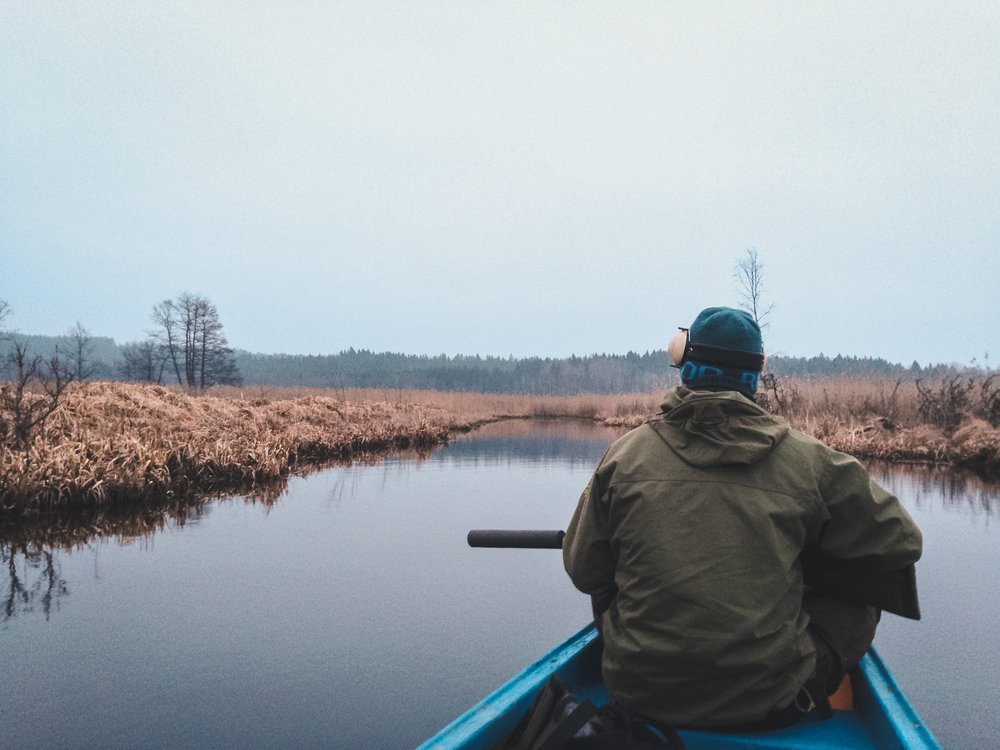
[2,2,998,367]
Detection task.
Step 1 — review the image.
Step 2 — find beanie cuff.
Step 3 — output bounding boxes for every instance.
[680,362,760,397]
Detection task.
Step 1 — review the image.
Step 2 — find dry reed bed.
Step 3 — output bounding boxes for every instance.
[765,376,1000,474]
[1,382,459,516]
[1,383,657,517]
[3,377,999,520]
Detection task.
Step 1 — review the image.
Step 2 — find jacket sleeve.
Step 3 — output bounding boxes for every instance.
[816,449,923,571]
[563,465,617,610]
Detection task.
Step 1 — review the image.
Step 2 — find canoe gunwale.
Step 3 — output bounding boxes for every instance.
[417,625,943,750]
[418,625,599,750]
[855,648,943,750]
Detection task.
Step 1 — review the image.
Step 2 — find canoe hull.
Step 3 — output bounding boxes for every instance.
[418,625,942,750]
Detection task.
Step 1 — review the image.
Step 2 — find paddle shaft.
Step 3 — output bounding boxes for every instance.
[467,529,565,549]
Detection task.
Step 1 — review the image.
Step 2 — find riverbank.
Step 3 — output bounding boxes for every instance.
[0,382,634,517]
[2,378,998,518]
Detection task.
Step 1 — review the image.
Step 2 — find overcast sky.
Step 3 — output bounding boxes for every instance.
[2,2,997,367]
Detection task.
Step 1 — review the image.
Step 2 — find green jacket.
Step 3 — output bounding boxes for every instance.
[563,386,922,727]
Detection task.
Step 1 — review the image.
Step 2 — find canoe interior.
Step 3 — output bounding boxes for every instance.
[418,625,942,750]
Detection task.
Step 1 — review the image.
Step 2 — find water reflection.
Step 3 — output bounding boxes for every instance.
[0,419,621,625]
[864,459,1000,749]
[0,482,281,625]
[867,459,999,518]
[3,546,68,621]
[446,419,624,466]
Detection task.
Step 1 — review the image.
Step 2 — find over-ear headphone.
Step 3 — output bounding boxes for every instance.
[667,328,690,367]
[668,328,766,371]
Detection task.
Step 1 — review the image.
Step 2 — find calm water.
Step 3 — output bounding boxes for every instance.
[1,420,996,749]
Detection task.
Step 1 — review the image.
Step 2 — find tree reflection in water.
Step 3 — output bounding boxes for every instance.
[0,482,285,622]
[3,545,68,621]
[866,459,999,518]
[0,459,357,623]
[3,451,994,628]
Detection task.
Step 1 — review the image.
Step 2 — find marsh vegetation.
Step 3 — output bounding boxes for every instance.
[1,375,998,520]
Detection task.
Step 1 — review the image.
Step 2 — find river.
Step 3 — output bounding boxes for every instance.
[1,419,995,748]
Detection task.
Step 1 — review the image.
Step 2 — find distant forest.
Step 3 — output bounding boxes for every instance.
[1,334,953,396]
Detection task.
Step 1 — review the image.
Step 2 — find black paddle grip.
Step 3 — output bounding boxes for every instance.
[467,529,565,549]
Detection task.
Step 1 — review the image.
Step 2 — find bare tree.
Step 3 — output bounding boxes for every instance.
[0,302,74,448]
[0,341,74,449]
[150,293,242,389]
[120,339,169,383]
[0,299,9,385]
[152,299,186,385]
[67,322,94,380]
[733,247,774,327]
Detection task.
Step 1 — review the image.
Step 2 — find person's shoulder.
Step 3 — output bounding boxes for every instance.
[598,419,664,464]
[610,419,659,448]
[777,426,870,479]
[781,426,825,448]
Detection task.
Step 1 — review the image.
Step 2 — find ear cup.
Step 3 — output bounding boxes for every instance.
[668,329,689,366]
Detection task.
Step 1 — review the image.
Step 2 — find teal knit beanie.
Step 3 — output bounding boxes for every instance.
[678,307,764,397]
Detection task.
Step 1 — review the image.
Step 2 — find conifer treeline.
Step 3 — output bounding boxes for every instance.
[4,336,953,396]
[233,349,938,395]
[235,349,677,395]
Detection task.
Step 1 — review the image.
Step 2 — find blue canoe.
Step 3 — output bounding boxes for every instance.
[418,624,942,750]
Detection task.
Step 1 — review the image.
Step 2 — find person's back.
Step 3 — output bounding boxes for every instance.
[562,307,922,729]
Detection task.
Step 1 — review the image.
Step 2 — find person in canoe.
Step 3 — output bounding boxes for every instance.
[562,306,923,731]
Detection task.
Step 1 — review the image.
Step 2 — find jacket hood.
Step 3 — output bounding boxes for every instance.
[650,386,788,468]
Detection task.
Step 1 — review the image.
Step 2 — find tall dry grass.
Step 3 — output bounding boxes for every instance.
[759,375,1000,473]
[1,382,457,517]
[2,376,998,523]
[209,384,661,425]
[0,382,661,518]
